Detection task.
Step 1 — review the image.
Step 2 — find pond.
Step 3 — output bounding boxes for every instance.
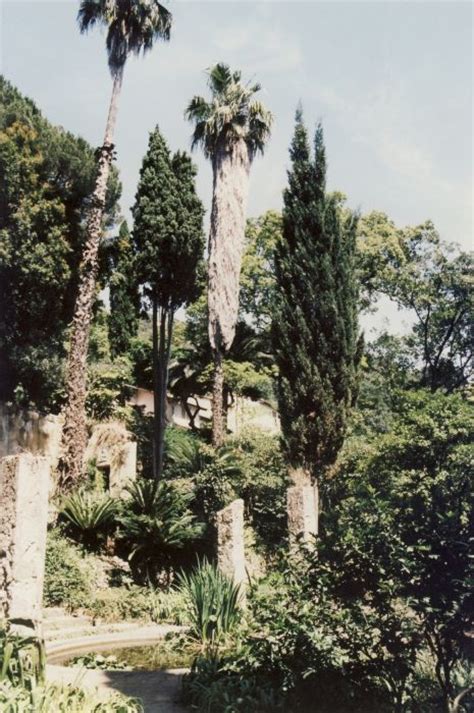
[63,641,193,671]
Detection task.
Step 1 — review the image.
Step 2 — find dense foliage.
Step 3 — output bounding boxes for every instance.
[273,112,361,479]
[185,390,473,713]
[0,77,120,409]
[132,126,204,478]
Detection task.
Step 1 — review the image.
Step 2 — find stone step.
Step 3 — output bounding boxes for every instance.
[43,607,66,619]
[44,621,139,641]
[43,615,92,631]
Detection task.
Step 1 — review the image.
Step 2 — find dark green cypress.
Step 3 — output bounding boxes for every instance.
[107,220,140,358]
[133,127,205,479]
[272,110,361,482]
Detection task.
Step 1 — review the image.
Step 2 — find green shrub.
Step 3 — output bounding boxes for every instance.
[84,585,189,626]
[183,655,282,713]
[0,680,142,711]
[68,652,130,670]
[0,628,45,689]
[43,529,94,610]
[118,479,204,585]
[178,558,242,651]
[59,489,118,551]
[229,430,290,551]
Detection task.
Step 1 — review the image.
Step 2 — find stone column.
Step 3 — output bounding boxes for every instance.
[287,482,319,544]
[110,441,137,498]
[216,499,246,587]
[0,454,50,630]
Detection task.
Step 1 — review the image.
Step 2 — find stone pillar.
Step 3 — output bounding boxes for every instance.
[287,482,319,543]
[0,455,50,630]
[110,441,137,498]
[216,499,246,587]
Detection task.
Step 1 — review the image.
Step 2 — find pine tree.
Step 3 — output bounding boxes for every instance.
[107,220,139,358]
[272,110,361,485]
[132,127,204,479]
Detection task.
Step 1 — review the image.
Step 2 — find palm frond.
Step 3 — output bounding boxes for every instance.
[78,0,172,76]
[186,62,273,159]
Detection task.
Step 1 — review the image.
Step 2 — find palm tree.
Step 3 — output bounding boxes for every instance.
[60,0,172,488]
[185,63,273,446]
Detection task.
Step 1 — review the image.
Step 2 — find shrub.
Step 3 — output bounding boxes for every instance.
[84,585,188,625]
[0,628,45,689]
[177,558,242,651]
[229,430,290,551]
[43,529,93,610]
[183,655,282,713]
[0,680,142,712]
[59,489,118,551]
[118,479,204,585]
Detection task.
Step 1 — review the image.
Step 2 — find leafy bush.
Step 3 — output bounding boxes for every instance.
[68,652,130,670]
[166,431,288,554]
[117,479,204,585]
[84,585,188,625]
[43,529,94,610]
[178,558,242,651]
[0,628,45,689]
[183,392,473,712]
[325,390,474,709]
[0,680,142,711]
[183,654,282,713]
[229,430,290,551]
[59,489,118,550]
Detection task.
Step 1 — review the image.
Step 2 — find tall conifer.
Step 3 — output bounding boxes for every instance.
[272,110,361,485]
[108,220,139,358]
[133,127,204,479]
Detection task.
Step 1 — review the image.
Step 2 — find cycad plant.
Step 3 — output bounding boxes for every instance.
[118,479,204,585]
[60,0,172,488]
[59,489,118,550]
[177,558,242,652]
[186,63,273,446]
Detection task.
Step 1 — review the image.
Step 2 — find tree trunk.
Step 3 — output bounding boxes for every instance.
[152,296,160,480]
[59,68,123,489]
[212,347,225,447]
[153,303,174,480]
[208,140,251,446]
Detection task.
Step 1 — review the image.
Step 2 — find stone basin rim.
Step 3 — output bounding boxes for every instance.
[46,625,187,665]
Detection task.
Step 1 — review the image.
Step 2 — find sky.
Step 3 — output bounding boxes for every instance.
[1,0,472,334]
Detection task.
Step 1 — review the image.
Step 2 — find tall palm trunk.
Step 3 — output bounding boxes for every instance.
[208,140,251,447]
[59,68,123,489]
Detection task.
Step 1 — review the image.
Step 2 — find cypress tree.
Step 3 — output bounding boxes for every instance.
[133,127,204,479]
[107,220,140,358]
[272,109,361,485]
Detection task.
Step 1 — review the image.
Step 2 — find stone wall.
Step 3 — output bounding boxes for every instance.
[0,454,50,629]
[0,402,62,466]
[216,499,246,587]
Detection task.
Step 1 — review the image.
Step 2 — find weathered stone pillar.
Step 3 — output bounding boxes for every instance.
[216,499,246,587]
[110,441,137,498]
[287,482,319,543]
[0,455,50,630]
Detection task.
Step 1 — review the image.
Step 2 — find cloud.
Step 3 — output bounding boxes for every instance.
[316,82,469,205]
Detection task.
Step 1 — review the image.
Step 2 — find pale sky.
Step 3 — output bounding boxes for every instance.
[1,0,473,335]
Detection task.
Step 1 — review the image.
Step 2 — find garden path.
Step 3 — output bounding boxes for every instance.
[47,664,188,713]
